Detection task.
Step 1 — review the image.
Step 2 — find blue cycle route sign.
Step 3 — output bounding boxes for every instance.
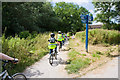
[80,14,93,52]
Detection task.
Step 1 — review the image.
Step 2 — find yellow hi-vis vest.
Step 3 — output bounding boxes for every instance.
[67,33,70,36]
[57,34,62,41]
[48,42,57,49]
[62,35,65,41]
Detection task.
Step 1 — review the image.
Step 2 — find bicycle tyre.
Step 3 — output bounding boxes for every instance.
[49,54,53,65]
[12,73,27,80]
[54,52,57,60]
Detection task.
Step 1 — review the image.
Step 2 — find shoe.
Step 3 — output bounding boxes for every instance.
[56,51,58,53]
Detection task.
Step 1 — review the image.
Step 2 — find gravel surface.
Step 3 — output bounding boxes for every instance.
[23,41,75,78]
[80,57,118,78]
[23,40,118,78]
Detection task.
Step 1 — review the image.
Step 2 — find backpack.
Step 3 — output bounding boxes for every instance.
[49,38,55,43]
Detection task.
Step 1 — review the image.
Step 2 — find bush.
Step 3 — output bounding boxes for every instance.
[19,31,30,39]
[2,32,50,74]
[75,29,120,45]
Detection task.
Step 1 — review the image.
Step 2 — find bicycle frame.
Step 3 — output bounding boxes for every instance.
[0,70,13,80]
[51,49,55,55]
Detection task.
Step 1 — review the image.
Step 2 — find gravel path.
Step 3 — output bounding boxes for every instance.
[23,41,75,78]
[23,40,118,78]
[80,57,118,78]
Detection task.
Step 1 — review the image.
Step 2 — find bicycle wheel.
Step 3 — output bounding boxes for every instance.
[54,52,57,60]
[49,54,53,65]
[12,73,27,80]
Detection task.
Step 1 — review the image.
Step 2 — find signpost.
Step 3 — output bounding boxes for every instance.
[80,14,93,52]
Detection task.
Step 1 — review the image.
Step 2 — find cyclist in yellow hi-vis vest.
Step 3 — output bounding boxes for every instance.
[48,33,57,54]
[62,33,65,45]
[67,32,70,40]
[57,31,62,52]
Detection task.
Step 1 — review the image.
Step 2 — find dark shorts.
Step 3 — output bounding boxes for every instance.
[58,41,62,48]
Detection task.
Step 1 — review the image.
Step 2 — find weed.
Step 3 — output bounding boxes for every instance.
[92,53,101,59]
[65,58,90,74]
[75,29,120,45]
[2,32,50,74]
[96,51,103,55]
[82,54,86,56]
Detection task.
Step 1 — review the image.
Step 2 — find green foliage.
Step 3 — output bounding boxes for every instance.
[54,2,90,33]
[82,54,87,56]
[0,37,2,52]
[19,31,30,39]
[75,29,120,45]
[66,50,90,74]
[96,51,103,55]
[2,2,60,37]
[68,50,81,60]
[118,45,120,52]
[92,2,120,30]
[2,33,50,74]
[92,53,101,58]
[65,58,90,74]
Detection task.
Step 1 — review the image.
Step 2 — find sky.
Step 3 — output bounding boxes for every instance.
[49,0,103,25]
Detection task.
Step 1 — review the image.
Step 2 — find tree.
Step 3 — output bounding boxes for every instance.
[54,2,90,33]
[2,2,60,37]
[92,1,120,30]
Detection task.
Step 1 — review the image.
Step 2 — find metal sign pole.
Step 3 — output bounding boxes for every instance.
[80,14,93,53]
[86,15,88,52]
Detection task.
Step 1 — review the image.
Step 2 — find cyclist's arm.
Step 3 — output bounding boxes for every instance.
[55,39,57,42]
[0,53,14,60]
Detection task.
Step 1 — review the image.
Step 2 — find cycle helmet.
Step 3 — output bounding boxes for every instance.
[58,31,61,34]
[50,33,55,38]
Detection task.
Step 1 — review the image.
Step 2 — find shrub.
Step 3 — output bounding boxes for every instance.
[2,32,50,74]
[75,29,120,45]
[19,31,30,39]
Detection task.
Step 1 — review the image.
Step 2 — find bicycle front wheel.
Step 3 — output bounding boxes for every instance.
[12,73,27,80]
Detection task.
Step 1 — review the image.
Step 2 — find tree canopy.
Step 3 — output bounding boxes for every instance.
[54,2,90,32]
[2,2,91,37]
[92,1,120,30]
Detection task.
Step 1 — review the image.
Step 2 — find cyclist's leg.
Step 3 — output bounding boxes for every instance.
[58,41,60,52]
[55,46,57,53]
[68,36,69,40]
[49,49,53,54]
[60,41,62,49]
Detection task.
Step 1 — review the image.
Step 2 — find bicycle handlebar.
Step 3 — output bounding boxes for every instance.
[0,58,18,69]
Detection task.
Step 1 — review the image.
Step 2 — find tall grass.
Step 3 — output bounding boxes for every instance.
[0,37,1,52]
[75,29,120,45]
[2,32,50,74]
[65,50,91,74]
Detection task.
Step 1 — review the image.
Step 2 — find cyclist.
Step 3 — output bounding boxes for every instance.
[0,52,18,61]
[62,33,65,45]
[67,32,70,40]
[48,33,57,54]
[57,31,62,52]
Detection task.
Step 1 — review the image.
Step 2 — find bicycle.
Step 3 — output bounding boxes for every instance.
[0,59,27,80]
[57,41,62,52]
[49,48,57,65]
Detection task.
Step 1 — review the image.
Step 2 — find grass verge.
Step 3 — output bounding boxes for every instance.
[2,32,50,74]
[65,50,91,74]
